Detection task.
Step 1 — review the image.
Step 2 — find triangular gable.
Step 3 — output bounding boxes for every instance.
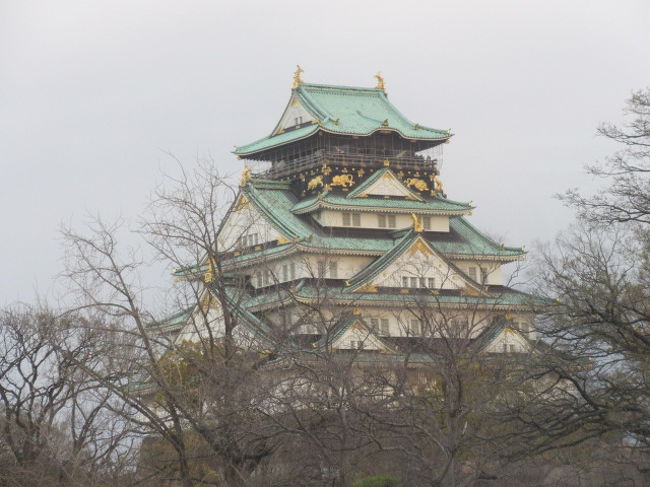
[217,184,309,252]
[216,192,288,251]
[480,325,531,354]
[174,287,273,350]
[348,168,424,201]
[271,93,317,136]
[320,315,392,351]
[347,232,483,293]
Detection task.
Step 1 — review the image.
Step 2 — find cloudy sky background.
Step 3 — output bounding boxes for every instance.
[1,0,649,306]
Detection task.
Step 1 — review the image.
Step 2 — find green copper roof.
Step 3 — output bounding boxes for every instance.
[291,192,472,215]
[234,83,450,156]
[243,280,540,310]
[235,124,319,156]
[345,231,417,290]
[243,182,312,240]
[225,180,523,266]
[431,218,525,258]
[149,308,193,330]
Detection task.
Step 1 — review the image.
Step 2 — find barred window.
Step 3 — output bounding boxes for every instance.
[380,318,389,335]
[410,319,421,336]
[468,266,477,281]
[480,267,488,284]
[422,216,431,231]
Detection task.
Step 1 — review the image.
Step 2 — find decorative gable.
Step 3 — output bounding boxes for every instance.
[482,326,530,354]
[369,237,467,290]
[329,318,391,351]
[272,95,316,135]
[346,233,481,293]
[348,169,424,201]
[217,193,287,251]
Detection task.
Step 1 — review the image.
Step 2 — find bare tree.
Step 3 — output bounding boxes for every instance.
[60,161,297,487]
[0,305,138,487]
[501,88,650,484]
[563,87,650,225]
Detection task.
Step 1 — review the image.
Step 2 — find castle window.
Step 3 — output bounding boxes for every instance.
[422,216,432,231]
[290,262,296,280]
[350,340,364,349]
[238,233,259,249]
[294,116,303,125]
[387,215,396,228]
[480,267,488,284]
[282,264,288,281]
[380,318,389,335]
[468,266,477,281]
[317,261,327,278]
[352,213,361,226]
[329,261,338,278]
[402,275,436,289]
[370,318,390,336]
[378,214,387,228]
[409,319,422,336]
[342,213,351,226]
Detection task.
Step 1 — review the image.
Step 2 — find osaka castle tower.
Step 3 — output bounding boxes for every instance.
[172,68,537,356]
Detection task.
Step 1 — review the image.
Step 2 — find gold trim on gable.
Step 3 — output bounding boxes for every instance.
[234,195,250,211]
[356,284,378,293]
[407,239,433,256]
[461,285,482,297]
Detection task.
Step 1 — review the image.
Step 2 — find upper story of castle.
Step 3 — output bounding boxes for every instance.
[234,68,451,197]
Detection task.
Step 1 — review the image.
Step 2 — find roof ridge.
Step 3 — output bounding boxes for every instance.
[300,82,383,93]
[346,230,417,290]
[243,185,303,240]
[452,217,525,253]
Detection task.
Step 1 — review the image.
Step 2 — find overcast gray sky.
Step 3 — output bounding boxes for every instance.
[1,0,649,305]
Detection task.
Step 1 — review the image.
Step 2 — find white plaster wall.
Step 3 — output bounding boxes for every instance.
[248,254,374,288]
[452,261,503,285]
[363,175,414,197]
[274,98,313,132]
[218,200,282,251]
[374,250,465,290]
[483,328,529,353]
[359,307,494,338]
[175,305,259,350]
[319,210,449,232]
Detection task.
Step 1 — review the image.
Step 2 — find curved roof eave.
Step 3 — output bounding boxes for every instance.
[234,125,451,158]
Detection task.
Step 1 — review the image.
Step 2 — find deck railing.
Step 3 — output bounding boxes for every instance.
[253,148,441,179]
